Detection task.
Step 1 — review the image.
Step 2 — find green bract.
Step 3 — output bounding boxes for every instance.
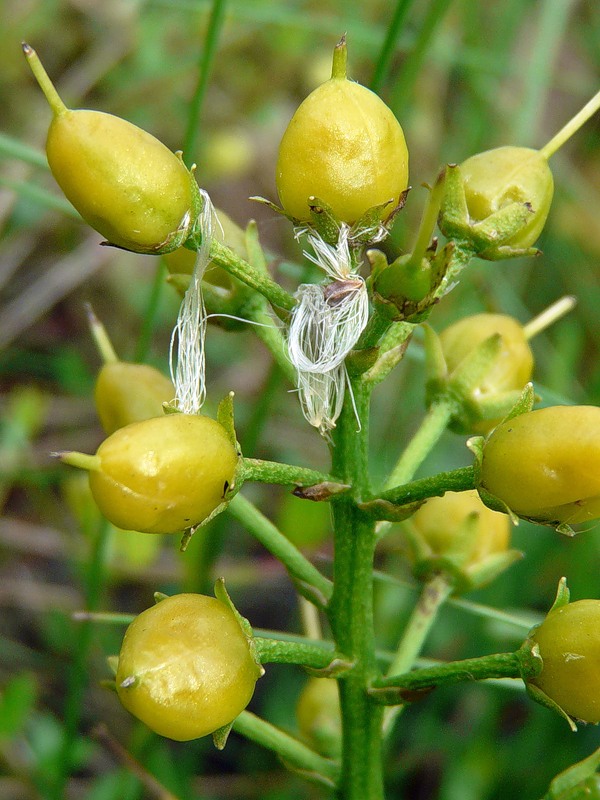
[87,413,239,533]
[276,40,408,225]
[439,313,534,433]
[528,600,600,724]
[116,593,262,740]
[480,406,600,525]
[460,146,554,250]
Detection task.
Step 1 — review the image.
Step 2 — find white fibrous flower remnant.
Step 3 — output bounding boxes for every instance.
[288,226,369,435]
[170,190,222,415]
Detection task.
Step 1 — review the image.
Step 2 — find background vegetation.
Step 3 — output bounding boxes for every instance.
[1,0,599,798]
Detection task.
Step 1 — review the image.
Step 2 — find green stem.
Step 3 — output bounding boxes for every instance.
[540,87,600,160]
[232,711,340,787]
[183,0,227,162]
[382,573,453,733]
[206,239,295,313]
[379,465,476,506]
[384,399,454,490]
[227,493,333,605]
[327,381,384,800]
[254,636,338,669]
[241,457,344,489]
[370,650,527,704]
[243,298,296,384]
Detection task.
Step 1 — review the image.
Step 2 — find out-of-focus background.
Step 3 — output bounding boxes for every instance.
[1,1,599,798]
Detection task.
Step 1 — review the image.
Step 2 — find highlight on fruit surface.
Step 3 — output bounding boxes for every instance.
[479,405,600,527]
[59,413,239,534]
[276,36,408,226]
[527,599,600,724]
[23,42,200,254]
[116,593,262,740]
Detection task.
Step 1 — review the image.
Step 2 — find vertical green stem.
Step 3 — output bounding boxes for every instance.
[183,0,227,162]
[327,381,384,800]
[50,519,110,799]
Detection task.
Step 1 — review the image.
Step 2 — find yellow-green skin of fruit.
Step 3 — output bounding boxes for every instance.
[296,677,341,758]
[116,593,260,740]
[46,109,195,252]
[94,362,175,435]
[441,313,533,433]
[410,490,510,567]
[460,146,554,249]
[529,600,600,723]
[276,76,409,224]
[480,406,600,525]
[89,414,238,533]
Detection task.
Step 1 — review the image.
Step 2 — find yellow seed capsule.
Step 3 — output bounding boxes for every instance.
[460,146,554,249]
[86,413,238,533]
[528,600,600,723]
[24,44,198,254]
[440,313,534,433]
[116,593,261,740]
[276,38,408,224]
[480,406,600,525]
[409,490,510,569]
[94,362,175,435]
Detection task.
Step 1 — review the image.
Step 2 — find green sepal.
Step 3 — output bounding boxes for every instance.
[438,163,541,261]
[214,577,265,679]
[525,679,578,732]
[212,721,234,750]
[548,576,570,614]
[542,746,600,800]
[468,435,520,524]
[153,591,170,603]
[244,219,268,273]
[106,655,119,676]
[503,381,536,421]
[100,679,118,693]
[217,390,239,450]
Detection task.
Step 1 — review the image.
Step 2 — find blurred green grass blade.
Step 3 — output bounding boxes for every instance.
[183,0,227,162]
[0,673,38,739]
[370,0,416,93]
[390,0,453,114]
[0,176,80,220]
[0,132,48,169]
[511,0,577,145]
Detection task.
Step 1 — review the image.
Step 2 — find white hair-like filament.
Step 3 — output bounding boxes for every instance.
[170,190,222,415]
[288,227,370,434]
